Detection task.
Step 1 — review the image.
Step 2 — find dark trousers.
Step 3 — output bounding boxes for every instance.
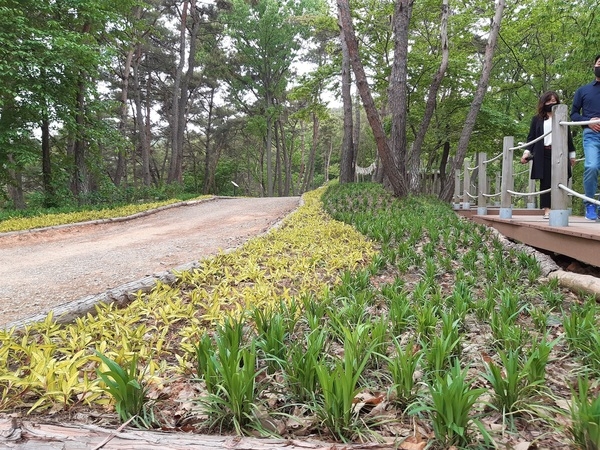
[539,147,552,209]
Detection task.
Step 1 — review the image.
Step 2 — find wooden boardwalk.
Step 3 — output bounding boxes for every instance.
[457,208,600,268]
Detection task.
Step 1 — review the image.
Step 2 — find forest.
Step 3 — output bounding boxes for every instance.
[0,0,598,210]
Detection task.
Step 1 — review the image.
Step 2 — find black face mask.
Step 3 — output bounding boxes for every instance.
[543,103,557,113]
[594,66,600,78]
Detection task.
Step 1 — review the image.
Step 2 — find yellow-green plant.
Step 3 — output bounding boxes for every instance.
[0,199,192,233]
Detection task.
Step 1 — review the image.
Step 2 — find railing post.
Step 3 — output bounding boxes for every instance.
[453,169,461,209]
[495,174,501,206]
[527,162,536,209]
[477,152,487,215]
[500,136,514,218]
[462,159,470,209]
[549,104,569,226]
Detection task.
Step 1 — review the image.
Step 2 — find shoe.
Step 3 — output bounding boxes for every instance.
[585,203,598,221]
[543,213,549,219]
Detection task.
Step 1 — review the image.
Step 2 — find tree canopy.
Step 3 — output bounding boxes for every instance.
[0,0,597,208]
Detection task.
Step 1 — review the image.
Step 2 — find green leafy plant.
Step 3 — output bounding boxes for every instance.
[314,325,374,441]
[199,319,262,434]
[194,333,218,394]
[569,377,600,450]
[95,352,154,428]
[387,338,422,409]
[285,328,327,402]
[421,333,460,379]
[411,361,491,448]
[252,307,289,374]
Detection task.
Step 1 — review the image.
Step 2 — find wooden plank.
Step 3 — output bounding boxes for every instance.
[0,419,395,450]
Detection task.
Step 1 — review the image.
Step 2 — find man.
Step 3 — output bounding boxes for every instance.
[571,54,600,221]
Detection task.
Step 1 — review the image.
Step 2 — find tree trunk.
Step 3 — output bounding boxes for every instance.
[115,45,135,187]
[168,1,189,184]
[71,22,92,205]
[175,0,200,184]
[439,0,505,201]
[338,23,354,184]
[337,0,406,197]
[274,118,283,196]
[72,76,87,204]
[41,115,54,207]
[388,0,413,195]
[280,118,294,196]
[302,111,319,193]
[407,0,449,193]
[133,46,151,187]
[265,100,274,196]
[7,154,25,209]
[352,94,360,179]
[203,88,216,194]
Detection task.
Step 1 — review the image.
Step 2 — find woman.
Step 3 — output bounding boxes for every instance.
[520,91,576,219]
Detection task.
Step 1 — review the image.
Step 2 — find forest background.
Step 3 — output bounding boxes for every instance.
[0,0,597,211]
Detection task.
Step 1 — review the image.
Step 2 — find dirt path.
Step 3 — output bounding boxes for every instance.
[0,197,300,327]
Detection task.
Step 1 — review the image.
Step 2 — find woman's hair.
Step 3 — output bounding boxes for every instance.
[537,90,560,119]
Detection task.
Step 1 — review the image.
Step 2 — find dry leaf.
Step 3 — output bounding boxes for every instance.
[399,436,427,450]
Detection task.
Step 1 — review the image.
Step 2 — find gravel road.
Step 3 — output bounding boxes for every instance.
[0,196,300,327]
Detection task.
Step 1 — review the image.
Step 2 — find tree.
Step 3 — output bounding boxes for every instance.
[439,0,505,201]
[337,0,407,197]
[338,23,355,184]
[223,0,324,196]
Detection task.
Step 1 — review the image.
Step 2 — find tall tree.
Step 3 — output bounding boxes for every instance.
[439,0,505,201]
[338,23,355,184]
[224,0,323,196]
[337,0,407,197]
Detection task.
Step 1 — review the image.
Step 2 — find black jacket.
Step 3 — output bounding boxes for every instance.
[526,115,575,180]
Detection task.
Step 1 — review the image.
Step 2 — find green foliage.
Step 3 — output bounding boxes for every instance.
[284,328,327,402]
[95,352,154,428]
[570,377,600,450]
[197,318,262,434]
[412,361,490,448]
[314,325,373,441]
[387,338,421,409]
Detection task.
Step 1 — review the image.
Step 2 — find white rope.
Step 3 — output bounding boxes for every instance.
[464,191,477,199]
[509,131,551,151]
[506,188,551,197]
[560,118,600,126]
[558,184,600,206]
[482,192,502,198]
[483,152,503,164]
[356,162,376,175]
[468,164,479,171]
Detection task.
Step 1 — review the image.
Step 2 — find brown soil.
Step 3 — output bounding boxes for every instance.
[0,196,300,327]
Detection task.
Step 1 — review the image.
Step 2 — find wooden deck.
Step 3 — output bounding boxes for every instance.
[456,208,600,268]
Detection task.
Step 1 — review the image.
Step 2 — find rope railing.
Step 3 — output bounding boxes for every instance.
[559,118,600,126]
[455,104,600,226]
[483,152,503,164]
[507,188,551,197]
[453,104,595,226]
[509,131,550,150]
[558,184,600,206]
